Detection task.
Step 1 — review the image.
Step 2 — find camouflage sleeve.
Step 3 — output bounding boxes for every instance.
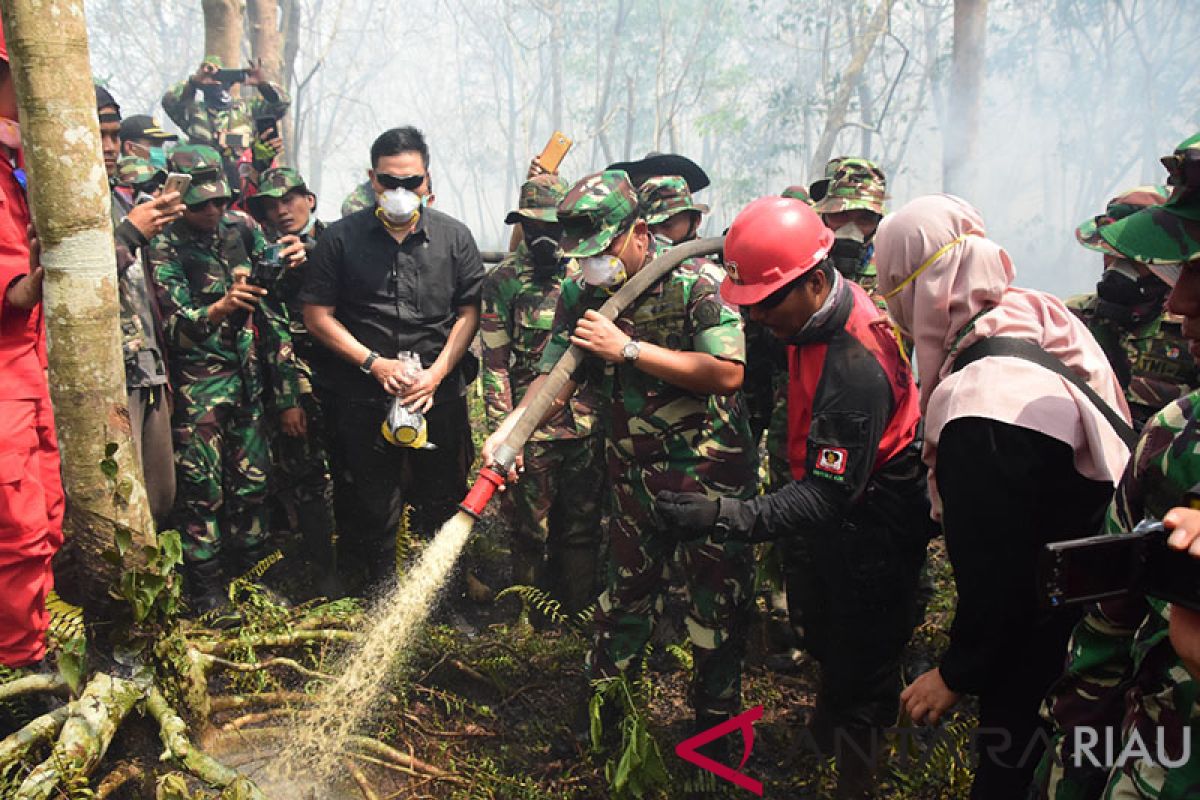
[538,277,584,375]
[250,224,301,409]
[113,218,145,276]
[1037,417,1166,797]
[480,264,516,429]
[160,79,200,136]
[250,80,291,119]
[687,261,746,363]
[149,236,220,350]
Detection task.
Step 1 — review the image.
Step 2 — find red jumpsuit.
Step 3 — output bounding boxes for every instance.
[0,149,63,667]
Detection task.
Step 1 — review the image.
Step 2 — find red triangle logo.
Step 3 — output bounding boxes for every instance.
[674,705,764,796]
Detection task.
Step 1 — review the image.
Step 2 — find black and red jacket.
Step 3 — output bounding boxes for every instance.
[724,275,926,540]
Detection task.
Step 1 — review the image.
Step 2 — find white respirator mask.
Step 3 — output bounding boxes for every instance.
[378,187,422,222]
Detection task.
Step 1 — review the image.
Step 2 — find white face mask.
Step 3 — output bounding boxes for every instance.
[581,254,627,287]
[378,187,421,222]
[836,221,867,243]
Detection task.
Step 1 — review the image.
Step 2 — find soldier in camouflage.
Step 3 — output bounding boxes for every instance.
[638,174,709,245]
[1068,183,1199,431]
[482,170,757,733]
[246,167,338,594]
[96,89,185,526]
[1037,135,1200,800]
[340,180,376,217]
[148,145,305,610]
[161,56,290,191]
[480,174,605,615]
[781,184,812,204]
[812,157,889,297]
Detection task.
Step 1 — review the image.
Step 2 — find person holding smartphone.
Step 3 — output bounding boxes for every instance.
[160,55,290,194]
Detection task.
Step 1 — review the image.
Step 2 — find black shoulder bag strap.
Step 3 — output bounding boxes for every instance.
[950,336,1137,449]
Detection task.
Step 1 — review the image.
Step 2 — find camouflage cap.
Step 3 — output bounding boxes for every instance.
[638,175,709,225]
[504,174,570,225]
[115,155,165,190]
[812,158,888,216]
[1075,185,1170,253]
[781,185,812,205]
[168,144,230,205]
[202,55,223,69]
[1098,194,1200,287]
[807,156,848,202]
[1161,132,1200,198]
[557,170,640,258]
[246,167,312,218]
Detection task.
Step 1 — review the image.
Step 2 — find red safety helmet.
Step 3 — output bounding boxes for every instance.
[0,13,8,63]
[721,196,835,306]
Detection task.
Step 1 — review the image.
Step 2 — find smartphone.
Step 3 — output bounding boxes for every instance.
[255,116,278,138]
[535,131,572,173]
[162,172,192,199]
[214,68,248,85]
[1039,521,1200,611]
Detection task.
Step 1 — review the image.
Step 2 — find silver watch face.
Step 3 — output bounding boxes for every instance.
[622,340,640,361]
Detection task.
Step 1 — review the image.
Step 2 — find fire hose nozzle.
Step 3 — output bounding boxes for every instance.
[459,466,507,519]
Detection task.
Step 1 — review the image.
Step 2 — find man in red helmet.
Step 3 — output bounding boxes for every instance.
[656,196,932,797]
[0,17,66,670]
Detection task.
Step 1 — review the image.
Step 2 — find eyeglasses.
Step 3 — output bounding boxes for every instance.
[376,173,425,192]
[187,197,229,211]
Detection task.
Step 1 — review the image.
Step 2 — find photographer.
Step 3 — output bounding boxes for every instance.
[874,194,1131,799]
[161,55,290,192]
[1038,148,1200,799]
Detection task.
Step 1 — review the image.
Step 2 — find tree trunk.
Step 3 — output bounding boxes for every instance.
[809,0,893,176]
[246,0,281,83]
[944,0,987,194]
[278,0,300,167]
[0,0,155,619]
[202,0,244,69]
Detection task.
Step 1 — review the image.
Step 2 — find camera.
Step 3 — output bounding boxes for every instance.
[248,243,286,289]
[1039,519,1200,612]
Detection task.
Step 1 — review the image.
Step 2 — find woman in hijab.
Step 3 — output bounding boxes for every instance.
[874,194,1132,798]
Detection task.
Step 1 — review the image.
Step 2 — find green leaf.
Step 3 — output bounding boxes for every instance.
[100,458,118,480]
[158,531,184,568]
[114,526,132,557]
[115,478,133,502]
[589,691,604,751]
[105,442,119,458]
[57,647,85,695]
[101,549,123,567]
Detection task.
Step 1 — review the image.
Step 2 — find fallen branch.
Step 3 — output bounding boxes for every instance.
[345,735,464,785]
[343,756,381,800]
[95,760,144,799]
[218,707,298,732]
[145,688,266,799]
[401,711,495,740]
[0,705,70,767]
[0,674,68,703]
[209,691,313,713]
[195,629,357,656]
[200,653,334,682]
[14,672,141,800]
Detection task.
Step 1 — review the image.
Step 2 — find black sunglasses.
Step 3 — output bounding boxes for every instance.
[187,197,229,211]
[376,173,425,192]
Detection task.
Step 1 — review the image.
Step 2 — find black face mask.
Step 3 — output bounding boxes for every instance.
[829,236,868,278]
[527,235,563,279]
[1095,267,1171,328]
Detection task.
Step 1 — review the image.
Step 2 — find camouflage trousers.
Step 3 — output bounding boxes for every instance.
[172,393,270,565]
[588,462,754,717]
[507,436,605,615]
[267,392,333,527]
[764,380,790,490]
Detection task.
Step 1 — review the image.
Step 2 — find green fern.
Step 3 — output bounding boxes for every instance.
[495,584,569,625]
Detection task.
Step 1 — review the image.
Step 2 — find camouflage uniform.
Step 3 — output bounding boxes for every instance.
[543,170,757,718]
[482,175,605,614]
[780,184,812,204]
[246,168,336,565]
[160,57,290,183]
[148,146,301,569]
[637,175,709,226]
[812,157,888,297]
[340,180,376,217]
[1068,185,1198,430]
[1037,392,1200,799]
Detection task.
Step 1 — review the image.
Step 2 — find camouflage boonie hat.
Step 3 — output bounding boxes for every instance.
[557,170,640,258]
[1098,197,1200,287]
[808,156,848,202]
[114,156,165,190]
[813,158,888,216]
[781,185,812,205]
[504,174,570,225]
[638,175,709,224]
[202,55,223,69]
[168,144,230,205]
[1075,185,1170,253]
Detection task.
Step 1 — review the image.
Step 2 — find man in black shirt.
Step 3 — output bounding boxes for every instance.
[301,127,483,593]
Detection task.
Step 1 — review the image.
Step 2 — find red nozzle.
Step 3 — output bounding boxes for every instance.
[459,466,506,519]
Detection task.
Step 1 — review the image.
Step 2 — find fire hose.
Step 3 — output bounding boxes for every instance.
[459,236,725,517]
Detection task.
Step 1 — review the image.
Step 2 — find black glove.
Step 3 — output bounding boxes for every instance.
[654,491,719,539]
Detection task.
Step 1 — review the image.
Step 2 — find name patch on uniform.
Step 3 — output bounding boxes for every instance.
[814,447,848,477]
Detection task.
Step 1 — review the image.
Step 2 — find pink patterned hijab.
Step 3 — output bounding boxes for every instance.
[874,194,1131,513]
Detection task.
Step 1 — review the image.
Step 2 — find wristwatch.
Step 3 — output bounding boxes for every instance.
[360,350,381,374]
[621,339,641,363]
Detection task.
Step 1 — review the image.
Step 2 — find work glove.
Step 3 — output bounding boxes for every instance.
[654,491,719,540]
